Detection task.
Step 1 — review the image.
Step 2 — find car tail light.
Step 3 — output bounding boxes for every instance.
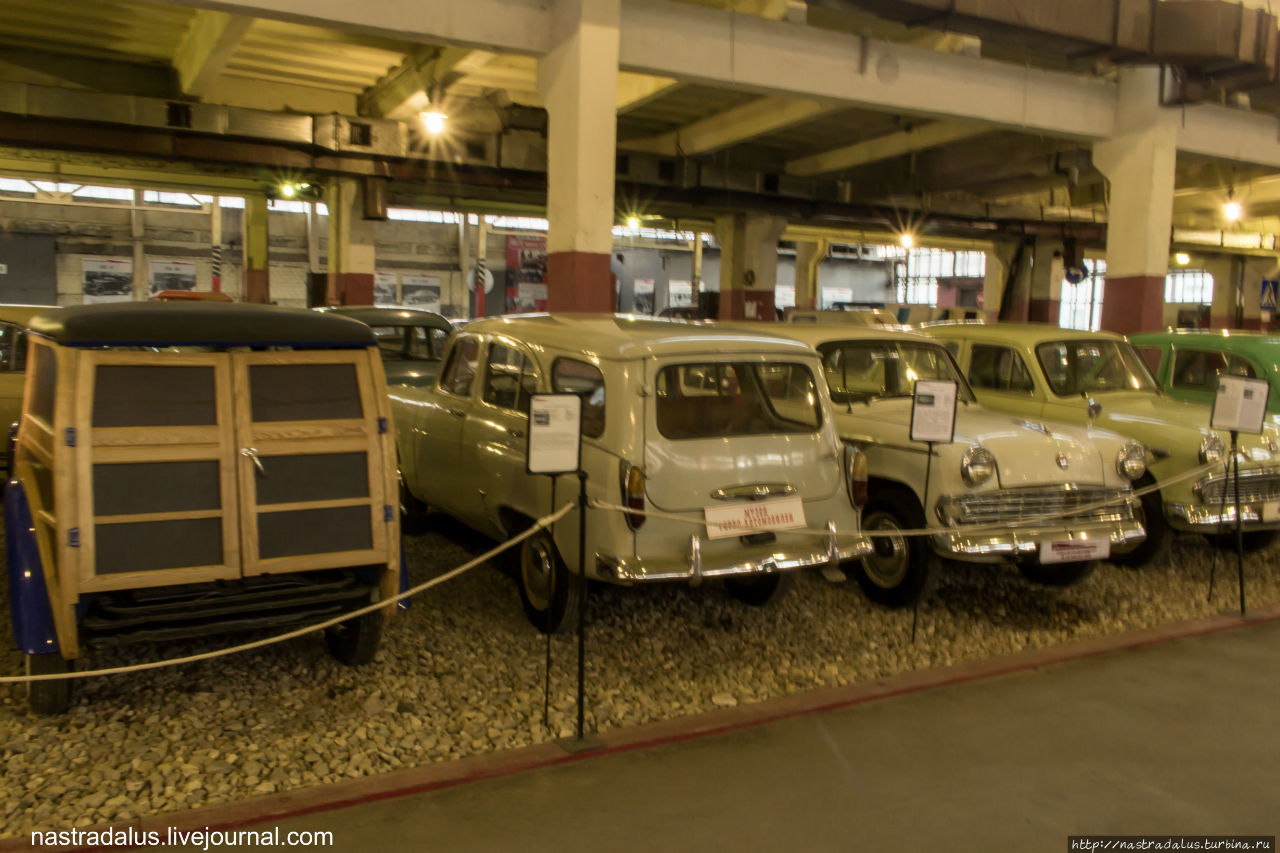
[622,463,646,529]
[845,444,868,508]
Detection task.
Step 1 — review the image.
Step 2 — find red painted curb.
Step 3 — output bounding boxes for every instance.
[11,603,1280,852]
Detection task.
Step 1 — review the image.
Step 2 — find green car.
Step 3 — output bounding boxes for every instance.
[1131,330,1280,422]
[922,323,1280,561]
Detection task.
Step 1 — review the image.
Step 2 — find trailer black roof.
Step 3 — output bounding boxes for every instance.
[29,303,376,348]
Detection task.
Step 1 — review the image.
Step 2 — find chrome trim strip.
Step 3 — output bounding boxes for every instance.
[709,483,798,501]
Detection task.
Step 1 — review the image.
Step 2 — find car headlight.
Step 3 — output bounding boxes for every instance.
[961,446,996,487]
[1116,441,1146,481]
[1199,434,1225,465]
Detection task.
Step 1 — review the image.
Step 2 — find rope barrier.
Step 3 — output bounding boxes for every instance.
[591,460,1225,540]
[2,502,575,685]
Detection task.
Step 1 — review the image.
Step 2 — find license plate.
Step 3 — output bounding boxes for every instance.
[1264,502,1280,522]
[1040,538,1110,564]
[704,496,806,541]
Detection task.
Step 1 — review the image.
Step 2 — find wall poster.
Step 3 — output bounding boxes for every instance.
[82,257,134,304]
[374,272,398,306]
[506,235,547,313]
[148,259,197,296]
[401,273,442,312]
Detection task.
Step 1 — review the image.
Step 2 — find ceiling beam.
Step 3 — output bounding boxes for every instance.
[616,73,680,113]
[786,121,990,177]
[174,10,253,98]
[619,96,840,156]
[357,45,474,120]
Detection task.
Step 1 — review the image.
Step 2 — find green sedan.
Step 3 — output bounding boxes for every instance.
[1131,330,1280,422]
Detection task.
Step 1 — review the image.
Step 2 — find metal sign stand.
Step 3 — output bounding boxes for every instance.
[908,379,957,645]
[913,442,935,643]
[1230,430,1246,616]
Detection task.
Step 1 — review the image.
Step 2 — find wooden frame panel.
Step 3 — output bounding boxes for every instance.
[75,351,240,593]
[232,350,394,577]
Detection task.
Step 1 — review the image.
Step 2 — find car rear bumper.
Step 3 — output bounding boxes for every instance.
[595,528,872,583]
[1167,502,1280,532]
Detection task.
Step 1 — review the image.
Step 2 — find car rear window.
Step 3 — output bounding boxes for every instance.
[551,358,605,438]
[655,362,821,439]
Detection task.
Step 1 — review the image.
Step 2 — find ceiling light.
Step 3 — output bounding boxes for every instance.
[420,110,448,136]
[1174,252,1190,265]
[1224,200,1243,221]
[900,233,915,249]
[280,183,297,199]
[626,215,641,229]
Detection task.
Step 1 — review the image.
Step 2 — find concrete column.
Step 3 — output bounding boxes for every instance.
[1027,237,1064,323]
[993,240,1033,322]
[714,213,788,321]
[1093,67,1178,335]
[242,193,270,304]
[130,189,147,302]
[981,242,1012,321]
[325,177,376,306]
[793,238,829,311]
[537,0,621,312]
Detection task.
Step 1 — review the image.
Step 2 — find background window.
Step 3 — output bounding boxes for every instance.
[1165,269,1214,305]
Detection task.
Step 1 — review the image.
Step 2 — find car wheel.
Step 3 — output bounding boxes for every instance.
[26,652,72,716]
[851,490,938,608]
[398,460,429,536]
[325,609,384,666]
[725,571,794,607]
[518,528,581,635]
[1111,478,1169,567]
[1018,559,1098,587]
[1205,529,1279,552]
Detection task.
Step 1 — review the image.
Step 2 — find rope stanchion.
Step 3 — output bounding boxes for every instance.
[2,502,576,685]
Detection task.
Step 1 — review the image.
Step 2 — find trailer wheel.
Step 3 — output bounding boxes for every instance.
[325,609,384,666]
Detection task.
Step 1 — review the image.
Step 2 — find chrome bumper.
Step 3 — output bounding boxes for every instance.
[596,526,872,583]
[1168,502,1280,532]
[930,520,1146,562]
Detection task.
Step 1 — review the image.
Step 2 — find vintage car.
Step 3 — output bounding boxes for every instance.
[787,308,898,327]
[7,303,402,714]
[754,324,1146,605]
[321,306,454,389]
[0,306,48,467]
[1131,330,1280,422]
[923,323,1280,560]
[392,314,873,633]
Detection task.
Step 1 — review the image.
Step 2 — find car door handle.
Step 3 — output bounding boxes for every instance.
[240,447,266,477]
[507,427,525,439]
[447,408,465,418]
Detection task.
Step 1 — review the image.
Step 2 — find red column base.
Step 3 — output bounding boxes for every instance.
[1099,275,1164,335]
[718,290,777,322]
[328,273,374,306]
[1001,299,1029,322]
[547,252,615,312]
[243,269,270,304]
[1027,298,1059,324]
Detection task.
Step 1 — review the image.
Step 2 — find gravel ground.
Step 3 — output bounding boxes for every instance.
[2,519,1278,838]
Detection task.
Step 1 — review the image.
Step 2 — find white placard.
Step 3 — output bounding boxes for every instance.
[775,285,796,309]
[374,272,397,306]
[1040,538,1109,564]
[668,280,693,308]
[82,257,133,303]
[1211,375,1271,434]
[148,259,197,294]
[401,273,442,312]
[527,393,582,475]
[910,379,958,443]
[704,496,806,540]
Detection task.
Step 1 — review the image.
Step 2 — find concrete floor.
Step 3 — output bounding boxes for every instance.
[230,619,1280,852]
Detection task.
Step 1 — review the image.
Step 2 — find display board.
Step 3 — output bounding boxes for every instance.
[1211,375,1271,434]
[910,379,958,443]
[527,393,582,475]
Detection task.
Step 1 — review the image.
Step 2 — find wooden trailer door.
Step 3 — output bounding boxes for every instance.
[231,349,392,576]
[75,352,241,592]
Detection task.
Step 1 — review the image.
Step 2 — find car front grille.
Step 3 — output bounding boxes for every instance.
[937,485,1134,527]
[1194,469,1280,505]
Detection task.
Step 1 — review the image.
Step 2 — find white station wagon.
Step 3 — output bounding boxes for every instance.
[392,315,872,632]
[761,325,1147,605]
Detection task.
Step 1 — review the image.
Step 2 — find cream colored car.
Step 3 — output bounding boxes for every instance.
[761,325,1146,606]
[392,315,873,632]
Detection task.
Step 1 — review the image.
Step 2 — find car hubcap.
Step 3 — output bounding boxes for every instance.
[522,538,555,611]
[861,512,909,588]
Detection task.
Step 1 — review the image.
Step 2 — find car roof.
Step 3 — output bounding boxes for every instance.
[322,306,454,332]
[745,323,939,347]
[923,322,1128,345]
[1130,329,1280,350]
[0,304,55,326]
[460,314,818,360]
[30,303,375,348]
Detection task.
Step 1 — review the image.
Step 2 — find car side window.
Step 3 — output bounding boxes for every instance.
[552,358,605,438]
[1171,349,1231,391]
[1133,346,1165,380]
[1228,355,1257,379]
[428,328,450,357]
[968,344,1034,393]
[0,323,15,371]
[439,337,480,397]
[483,342,538,412]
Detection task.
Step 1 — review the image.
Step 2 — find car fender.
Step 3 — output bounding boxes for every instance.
[5,479,60,655]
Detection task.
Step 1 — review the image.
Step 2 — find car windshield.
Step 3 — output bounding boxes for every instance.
[816,340,974,404]
[655,362,822,439]
[1036,339,1157,395]
[371,325,443,362]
